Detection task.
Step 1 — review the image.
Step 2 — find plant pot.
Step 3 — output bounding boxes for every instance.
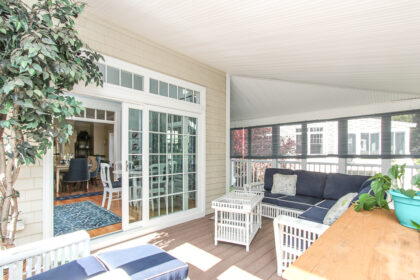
[390,189,420,229]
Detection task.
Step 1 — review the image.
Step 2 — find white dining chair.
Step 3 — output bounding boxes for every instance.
[100,163,122,210]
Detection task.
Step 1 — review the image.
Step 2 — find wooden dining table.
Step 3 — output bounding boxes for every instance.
[282,206,420,280]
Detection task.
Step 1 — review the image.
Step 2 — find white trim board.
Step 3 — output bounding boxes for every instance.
[231,98,420,128]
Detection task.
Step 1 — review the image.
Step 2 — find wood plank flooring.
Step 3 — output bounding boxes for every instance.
[97,216,284,280]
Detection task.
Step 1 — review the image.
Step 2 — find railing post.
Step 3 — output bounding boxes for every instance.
[382,159,391,174]
[272,159,277,169]
[246,160,251,185]
[230,160,234,190]
[302,159,307,171]
[338,158,347,174]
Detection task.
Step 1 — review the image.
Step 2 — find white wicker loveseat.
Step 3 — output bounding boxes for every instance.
[242,168,372,276]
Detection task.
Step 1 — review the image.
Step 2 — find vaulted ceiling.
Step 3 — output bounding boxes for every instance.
[84,0,420,121]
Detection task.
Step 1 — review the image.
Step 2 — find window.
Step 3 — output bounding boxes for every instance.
[97,63,144,92]
[348,133,356,154]
[361,133,369,155]
[75,107,116,123]
[310,133,323,154]
[370,133,380,155]
[149,79,201,104]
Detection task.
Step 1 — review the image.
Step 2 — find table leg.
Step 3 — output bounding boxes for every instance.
[214,210,218,246]
[246,212,250,252]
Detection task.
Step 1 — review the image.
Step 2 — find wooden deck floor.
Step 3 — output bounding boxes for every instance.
[96,215,283,280]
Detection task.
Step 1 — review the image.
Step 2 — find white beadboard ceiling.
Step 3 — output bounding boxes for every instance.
[84,0,420,121]
[230,76,418,123]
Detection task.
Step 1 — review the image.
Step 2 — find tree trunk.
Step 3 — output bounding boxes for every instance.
[0,126,21,249]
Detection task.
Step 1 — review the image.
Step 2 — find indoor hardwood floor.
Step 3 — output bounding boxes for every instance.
[97,216,284,280]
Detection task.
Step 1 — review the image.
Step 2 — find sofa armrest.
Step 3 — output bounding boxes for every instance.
[273,215,329,276]
[233,182,264,196]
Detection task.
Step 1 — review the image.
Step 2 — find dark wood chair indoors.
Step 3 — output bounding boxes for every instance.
[62,158,90,193]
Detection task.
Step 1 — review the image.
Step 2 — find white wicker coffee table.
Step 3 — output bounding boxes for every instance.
[211,191,263,251]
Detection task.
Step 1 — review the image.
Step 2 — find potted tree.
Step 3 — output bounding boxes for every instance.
[0,0,103,248]
[354,164,420,229]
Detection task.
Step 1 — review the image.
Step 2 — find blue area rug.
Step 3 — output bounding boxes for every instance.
[55,191,104,201]
[54,201,121,236]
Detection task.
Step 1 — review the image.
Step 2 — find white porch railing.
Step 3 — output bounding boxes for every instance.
[0,230,90,280]
[231,159,420,190]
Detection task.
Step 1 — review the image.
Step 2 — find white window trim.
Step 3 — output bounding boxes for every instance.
[43,54,206,243]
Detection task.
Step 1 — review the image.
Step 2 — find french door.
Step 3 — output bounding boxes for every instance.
[121,103,198,230]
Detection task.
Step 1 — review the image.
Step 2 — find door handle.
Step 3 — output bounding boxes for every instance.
[126,160,129,172]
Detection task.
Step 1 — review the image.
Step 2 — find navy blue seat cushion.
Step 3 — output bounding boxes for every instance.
[27,256,106,280]
[315,199,337,209]
[323,173,370,200]
[97,244,189,280]
[262,194,323,211]
[264,191,287,199]
[294,170,327,198]
[298,206,329,224]
[112,177,122,188]
[264,168,295,192]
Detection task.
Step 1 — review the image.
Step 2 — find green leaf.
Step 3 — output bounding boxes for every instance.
[42,14,53,27]
[388,164,399,180]
[412,174,420,188]
[412,221,420,231]
[398,189,418,199]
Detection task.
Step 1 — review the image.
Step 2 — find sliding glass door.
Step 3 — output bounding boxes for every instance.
[149,111,198,219]
[122,104,198,230]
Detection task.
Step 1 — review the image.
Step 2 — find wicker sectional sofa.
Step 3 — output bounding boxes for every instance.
[260,168,371,220]
[249,168,372,276]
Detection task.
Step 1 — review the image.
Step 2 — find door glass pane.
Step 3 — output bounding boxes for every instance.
[128,108,143,224]
[129,109,142,131]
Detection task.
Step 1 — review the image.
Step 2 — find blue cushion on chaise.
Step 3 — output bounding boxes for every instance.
[315,199,337,209]
[262,194,323,211]
[298,206,330,224]
[27,256,106,280]
[97,244,189,280]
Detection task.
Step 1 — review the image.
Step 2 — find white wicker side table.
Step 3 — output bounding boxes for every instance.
[211,192,263,252]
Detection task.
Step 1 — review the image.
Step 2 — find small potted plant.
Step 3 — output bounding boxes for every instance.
[354,164,420,229]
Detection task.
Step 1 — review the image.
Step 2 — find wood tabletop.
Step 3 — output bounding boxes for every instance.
[283,206,420,280]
